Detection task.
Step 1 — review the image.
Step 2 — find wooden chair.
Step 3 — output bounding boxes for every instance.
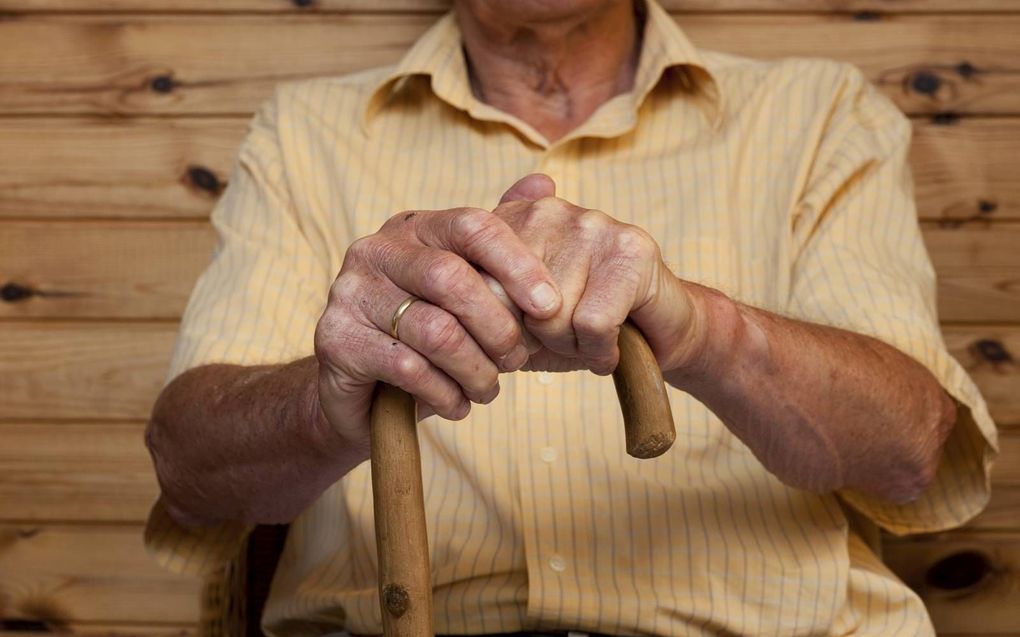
[200,524,290,637]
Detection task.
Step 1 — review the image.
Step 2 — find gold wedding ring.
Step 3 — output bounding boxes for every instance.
[390,296,420,340]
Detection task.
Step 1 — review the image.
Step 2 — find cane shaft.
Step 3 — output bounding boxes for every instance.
[370,384,433,637]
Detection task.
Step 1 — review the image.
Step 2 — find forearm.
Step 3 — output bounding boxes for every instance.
[145,356,369,527]
[665,283,957,504]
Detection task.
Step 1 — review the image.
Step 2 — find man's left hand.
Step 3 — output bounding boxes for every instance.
[488,173,701,376]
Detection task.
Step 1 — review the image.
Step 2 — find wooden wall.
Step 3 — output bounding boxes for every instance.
[0,1,1018,635]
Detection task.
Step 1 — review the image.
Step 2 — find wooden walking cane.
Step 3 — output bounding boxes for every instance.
[370,321,676,637]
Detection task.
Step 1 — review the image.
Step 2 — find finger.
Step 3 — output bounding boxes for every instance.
[573,228,658,375]
[411,208,562,318]
[373,244,531,372]
[317,322,470,422]
[362,279,507,403]
[498,173,557,204]
[520,209,606,358]
[481,272,542,354]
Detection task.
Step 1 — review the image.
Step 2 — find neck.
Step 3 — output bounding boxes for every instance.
[455,1,640,143]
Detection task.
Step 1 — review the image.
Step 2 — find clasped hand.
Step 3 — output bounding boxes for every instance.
[314,174,696,446]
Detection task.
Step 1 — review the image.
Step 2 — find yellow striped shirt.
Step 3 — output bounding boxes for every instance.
[146,2,998,635]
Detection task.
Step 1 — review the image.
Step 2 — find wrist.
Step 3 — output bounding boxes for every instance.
[301,365,371,469]
[662,280,744,389]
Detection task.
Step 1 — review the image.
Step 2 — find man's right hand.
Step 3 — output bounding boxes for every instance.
[313,205,563,448]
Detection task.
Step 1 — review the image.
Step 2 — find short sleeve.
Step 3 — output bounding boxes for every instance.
[165,92,332,383]
[784,65,999,535]
[146,91,333,576]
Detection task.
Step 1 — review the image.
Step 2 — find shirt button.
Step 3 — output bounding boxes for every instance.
[540,446,557,463]
[549,554,567,573]
[537,372,554,385]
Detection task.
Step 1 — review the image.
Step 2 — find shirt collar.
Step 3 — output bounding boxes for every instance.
[361,0,724,143]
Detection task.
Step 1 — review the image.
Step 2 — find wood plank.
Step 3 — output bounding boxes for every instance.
[0,0,1016,13]
[966,486,1020,533]
[0,320,1015,425]
[1,116,1016,222]
[942,325,1020,430]
[2,220,1016,321]
[0,322,176,421]
[925,223,1020,324]
[0,423,157,523]
[0,624,194,636]
[990,435,1020,488]
[0,221,215,319]
[0,118,240,219]
[885,532,1020,635]
[2,420,1014,525]
[912,118,1020,224]
[0,524,200,625]
[0,15,1019,115]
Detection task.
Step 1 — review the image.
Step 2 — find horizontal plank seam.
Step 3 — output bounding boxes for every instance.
[4,10,1020,17]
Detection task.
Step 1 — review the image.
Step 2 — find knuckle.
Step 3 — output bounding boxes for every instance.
[577,208,612,234]
[328,272,362,306]
[453,208,504,249]
[381,209,419,231]
[391,351,429,388]
[420,313,467,354]
[573,310,615,339]
[613,225,658,260]
[422,254,470,297]
[345,236,375,262]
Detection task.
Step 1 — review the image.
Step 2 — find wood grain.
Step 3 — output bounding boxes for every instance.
[1,15,1019,115]
[1,116,1016,222]
[967,486,1020,533]
[2,220,1016,321]
[0,221,215,319]
[0,321,1014,425]
[885,532,1020,635]
[0,524,200,625]
[0,0,1016,13]
[0,625,194,636]
[0,322,176,421]
[942,326,1020,431]
[926,223,1020,324]
[0,422,157,522]
[911,118,1020,224]
[0,118,240,220]
[2,421,1014,525]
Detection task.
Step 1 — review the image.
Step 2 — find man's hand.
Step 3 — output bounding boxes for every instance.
[489,174,699,376]
[314,199,564,446]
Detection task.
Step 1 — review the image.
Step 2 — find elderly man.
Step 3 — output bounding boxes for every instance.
[145,0,997,635]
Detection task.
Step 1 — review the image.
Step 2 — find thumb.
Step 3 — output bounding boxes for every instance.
[499,173,556,205]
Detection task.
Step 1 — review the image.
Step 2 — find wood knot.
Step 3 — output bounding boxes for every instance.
[956,61,978,79]
[1,282,35,303]
[910,71,942,96]
[382,584,410,618]
[973,339,1013,364]
[186,165,224,196]
[925,550,993,592]
[292,0,315,6]
[932,112,960,126]
[149,74,177,94]
[852,11,881,21]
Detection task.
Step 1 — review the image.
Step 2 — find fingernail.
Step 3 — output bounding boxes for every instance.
[530,282,559,312]
[501,345,529,372]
